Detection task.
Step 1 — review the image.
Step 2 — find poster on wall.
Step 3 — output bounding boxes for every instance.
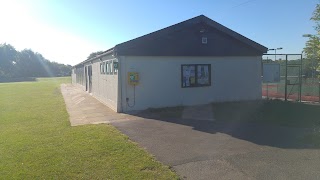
[197,65,210,85]
[182,65,196,87]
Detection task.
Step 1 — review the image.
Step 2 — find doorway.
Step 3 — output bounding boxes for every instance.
[85,65,93,93]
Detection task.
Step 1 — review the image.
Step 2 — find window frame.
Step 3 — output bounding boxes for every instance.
[100,63,102,74]
[109,61,113,75]
[181,64,211,88]
[202,37,208,44]
[113,60,118,75]
[100,62,105,74]
[105,61,109,75]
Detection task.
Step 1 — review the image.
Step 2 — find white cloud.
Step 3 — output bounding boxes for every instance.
[0,0,106,65]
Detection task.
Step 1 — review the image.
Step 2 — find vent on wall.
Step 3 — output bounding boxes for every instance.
[202,37,207,44]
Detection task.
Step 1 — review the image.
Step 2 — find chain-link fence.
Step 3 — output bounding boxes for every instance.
[262,54,320,103]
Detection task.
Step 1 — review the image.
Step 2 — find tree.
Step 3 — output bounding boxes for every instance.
[304,36,320,60]
[87,51,104,59]
[311,4,320,30]
[0,43,18,78]
[303,4,320,76]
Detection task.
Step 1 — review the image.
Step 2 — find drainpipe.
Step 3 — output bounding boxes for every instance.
[114,48,123,113]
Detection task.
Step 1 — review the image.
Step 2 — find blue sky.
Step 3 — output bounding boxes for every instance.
[0,0,318,65]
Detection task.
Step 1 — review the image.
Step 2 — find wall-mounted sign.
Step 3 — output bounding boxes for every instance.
[128,72,139,85]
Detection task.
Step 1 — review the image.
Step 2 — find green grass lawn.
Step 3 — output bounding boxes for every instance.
[0,77,178,179]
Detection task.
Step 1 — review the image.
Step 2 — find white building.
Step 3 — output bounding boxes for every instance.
[72,15,267,112]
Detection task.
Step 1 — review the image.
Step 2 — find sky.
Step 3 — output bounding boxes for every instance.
[0,0,318,65]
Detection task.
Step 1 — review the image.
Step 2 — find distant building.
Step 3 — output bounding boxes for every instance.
[72,15,267,112]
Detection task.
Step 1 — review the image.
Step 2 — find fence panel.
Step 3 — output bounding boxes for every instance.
[262,54,320,103]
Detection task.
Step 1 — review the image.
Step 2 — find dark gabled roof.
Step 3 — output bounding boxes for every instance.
[201,15,267,52]
[75,15,267,67]
[114,15,267,56]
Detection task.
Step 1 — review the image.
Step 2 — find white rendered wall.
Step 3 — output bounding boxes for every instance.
[87,55,119,111]
[71,69,76,84]
[72,67,86,91]
[119,56,262,112]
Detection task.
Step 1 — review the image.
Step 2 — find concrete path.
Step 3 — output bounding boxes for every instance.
[60,84,137,126]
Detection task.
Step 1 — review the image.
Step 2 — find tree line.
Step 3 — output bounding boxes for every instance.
[0,43,72,79]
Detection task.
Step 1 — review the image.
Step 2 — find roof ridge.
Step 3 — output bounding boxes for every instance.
[115,15,205,50]
[116,15,266,53]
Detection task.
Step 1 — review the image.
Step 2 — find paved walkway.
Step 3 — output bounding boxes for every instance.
[60,84,136,126]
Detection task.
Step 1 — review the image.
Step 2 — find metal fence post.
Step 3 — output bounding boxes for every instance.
[285,55,288,101]
[300,54,302,102]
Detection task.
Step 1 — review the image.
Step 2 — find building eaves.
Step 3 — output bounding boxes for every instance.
[73,47,115,67]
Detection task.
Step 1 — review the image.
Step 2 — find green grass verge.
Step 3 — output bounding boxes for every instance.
[0,77,178,179]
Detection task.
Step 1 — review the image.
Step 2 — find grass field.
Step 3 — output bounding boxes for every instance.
[0,77,178,179]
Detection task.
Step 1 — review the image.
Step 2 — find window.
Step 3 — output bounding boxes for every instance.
[181,64,211,88]
[103,62,106,74]
[102,60,118,75]
[113,60,118,74]
[100,62,105,74]
[110,61,113,74]
[105,61,109,74]
[202,37,207,44]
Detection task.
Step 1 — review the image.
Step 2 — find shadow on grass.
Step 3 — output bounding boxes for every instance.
[134,100,320,149]
[0,77,37,83]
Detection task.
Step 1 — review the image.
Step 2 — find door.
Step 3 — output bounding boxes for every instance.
[88,65,93,93]
[85,66,88,91]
